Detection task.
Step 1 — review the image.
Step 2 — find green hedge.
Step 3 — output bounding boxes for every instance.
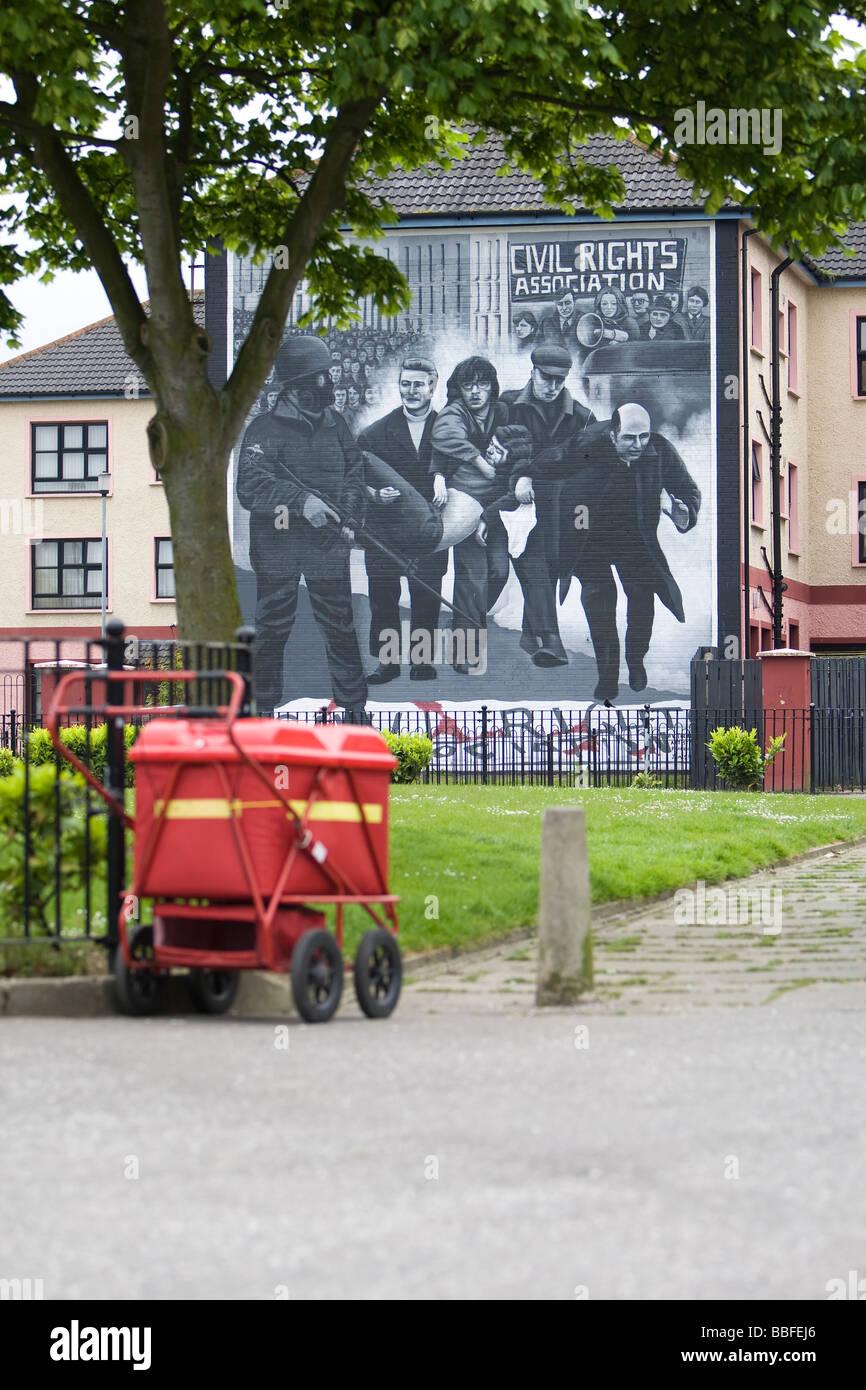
[7,723,140,788]
[0,763,106,935]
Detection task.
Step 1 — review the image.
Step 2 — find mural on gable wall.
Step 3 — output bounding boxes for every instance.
[228,222,715,714]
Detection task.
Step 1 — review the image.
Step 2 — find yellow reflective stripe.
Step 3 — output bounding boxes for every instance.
[154,798,232,820]
[154,797,382,824]
[290,800,383,824]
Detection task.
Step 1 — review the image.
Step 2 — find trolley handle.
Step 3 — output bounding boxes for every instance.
[45,669,247,822]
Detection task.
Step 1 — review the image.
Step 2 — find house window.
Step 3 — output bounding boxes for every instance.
[155,538,175,598]
[787,462,799,554]
[789,621,800,650]
[859,482,866,565]
[856,317,866,398]
[32,539,104,609]
[787,302,798,391]
[751,441,764,525]
[750,267,763,351]
[31,422,109,493]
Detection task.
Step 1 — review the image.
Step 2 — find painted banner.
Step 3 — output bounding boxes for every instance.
[509,236,688,302]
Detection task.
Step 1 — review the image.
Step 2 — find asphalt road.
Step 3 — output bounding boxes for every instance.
[2,982,865,1300]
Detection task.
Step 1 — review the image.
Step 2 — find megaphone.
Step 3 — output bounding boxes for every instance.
[576,312,605,348]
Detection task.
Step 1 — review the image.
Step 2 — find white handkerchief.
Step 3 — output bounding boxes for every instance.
[501,502,537,559]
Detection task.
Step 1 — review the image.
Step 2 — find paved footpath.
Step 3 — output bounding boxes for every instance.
[2,842,866,1299]
[402,841,866,1015]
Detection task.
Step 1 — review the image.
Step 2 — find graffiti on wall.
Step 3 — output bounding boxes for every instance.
[229,222,715,712]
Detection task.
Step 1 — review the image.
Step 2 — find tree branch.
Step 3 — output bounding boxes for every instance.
[120,0,191,341]
[9,72,148,366]
[0,101,122,149]
[221,94,382,448]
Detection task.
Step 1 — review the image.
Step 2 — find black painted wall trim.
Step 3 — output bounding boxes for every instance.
[205,240,228,392]
[714,219,742,656]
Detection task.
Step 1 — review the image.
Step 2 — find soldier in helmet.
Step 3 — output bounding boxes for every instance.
[236,334,368,715]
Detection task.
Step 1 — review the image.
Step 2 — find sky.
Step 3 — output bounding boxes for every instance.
[0,13,863,366]
[0,261,193,364]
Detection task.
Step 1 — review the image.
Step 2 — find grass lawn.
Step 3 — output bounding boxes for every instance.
[366,784,866,955]
[6,784,866,970]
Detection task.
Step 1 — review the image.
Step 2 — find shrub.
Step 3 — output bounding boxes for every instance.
[0,763,107,935]
[27,723,138,788]
[381,731,434,784]
[0,748,15,779]
[59,723,107,780]
[631,770,661,789]
[707,726,787,791]
[26,727,56,766]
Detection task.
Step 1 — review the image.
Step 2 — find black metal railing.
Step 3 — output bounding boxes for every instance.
[284,704,694,788]
[0,621,254,949]
[297,703,865,794]
[4,628,864,956]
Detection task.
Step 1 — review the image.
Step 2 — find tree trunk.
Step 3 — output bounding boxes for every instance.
[146,351,242,642]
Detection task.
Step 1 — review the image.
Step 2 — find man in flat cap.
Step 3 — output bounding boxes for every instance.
[236,334,368,716]
[501,343,596,666]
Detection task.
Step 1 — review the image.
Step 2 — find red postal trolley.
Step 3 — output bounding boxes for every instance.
[47,669,402,1022]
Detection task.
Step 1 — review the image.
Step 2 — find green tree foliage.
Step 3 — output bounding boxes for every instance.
[1,2,864,635]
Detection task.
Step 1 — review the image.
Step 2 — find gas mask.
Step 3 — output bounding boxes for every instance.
[288,373,334,415]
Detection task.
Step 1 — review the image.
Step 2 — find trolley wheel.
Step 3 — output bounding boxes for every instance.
[114,924,167,1017]
[353,929,402,1019]
[186,969,241,1015]
[291,929,344,1024]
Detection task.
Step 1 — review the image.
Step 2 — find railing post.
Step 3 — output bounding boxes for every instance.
[481,705,488,786]
[105,618,126,961]
[235,625,255,717]
[759,648,812,792]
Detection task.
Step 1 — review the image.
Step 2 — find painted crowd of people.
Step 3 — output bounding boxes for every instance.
[512,285,711,351]
[250,321,432,434]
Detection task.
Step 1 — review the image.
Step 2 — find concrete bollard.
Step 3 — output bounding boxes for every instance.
[535,806,593,1006]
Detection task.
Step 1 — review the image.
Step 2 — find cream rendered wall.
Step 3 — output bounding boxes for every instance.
[0,396,176,629]
[805,286,866,588]
[743,237,810,589]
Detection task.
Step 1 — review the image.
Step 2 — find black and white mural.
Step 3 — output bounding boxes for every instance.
[228,222,715,712]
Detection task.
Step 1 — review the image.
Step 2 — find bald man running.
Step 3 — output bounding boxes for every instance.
[553,403,701,700]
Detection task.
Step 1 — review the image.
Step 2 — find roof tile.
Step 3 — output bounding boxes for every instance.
[0,295,204,397]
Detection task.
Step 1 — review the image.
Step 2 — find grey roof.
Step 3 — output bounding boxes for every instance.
[803,223,866,281]
[371,131,698,217]
[0,295,205,398]
[375,130,866,281]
